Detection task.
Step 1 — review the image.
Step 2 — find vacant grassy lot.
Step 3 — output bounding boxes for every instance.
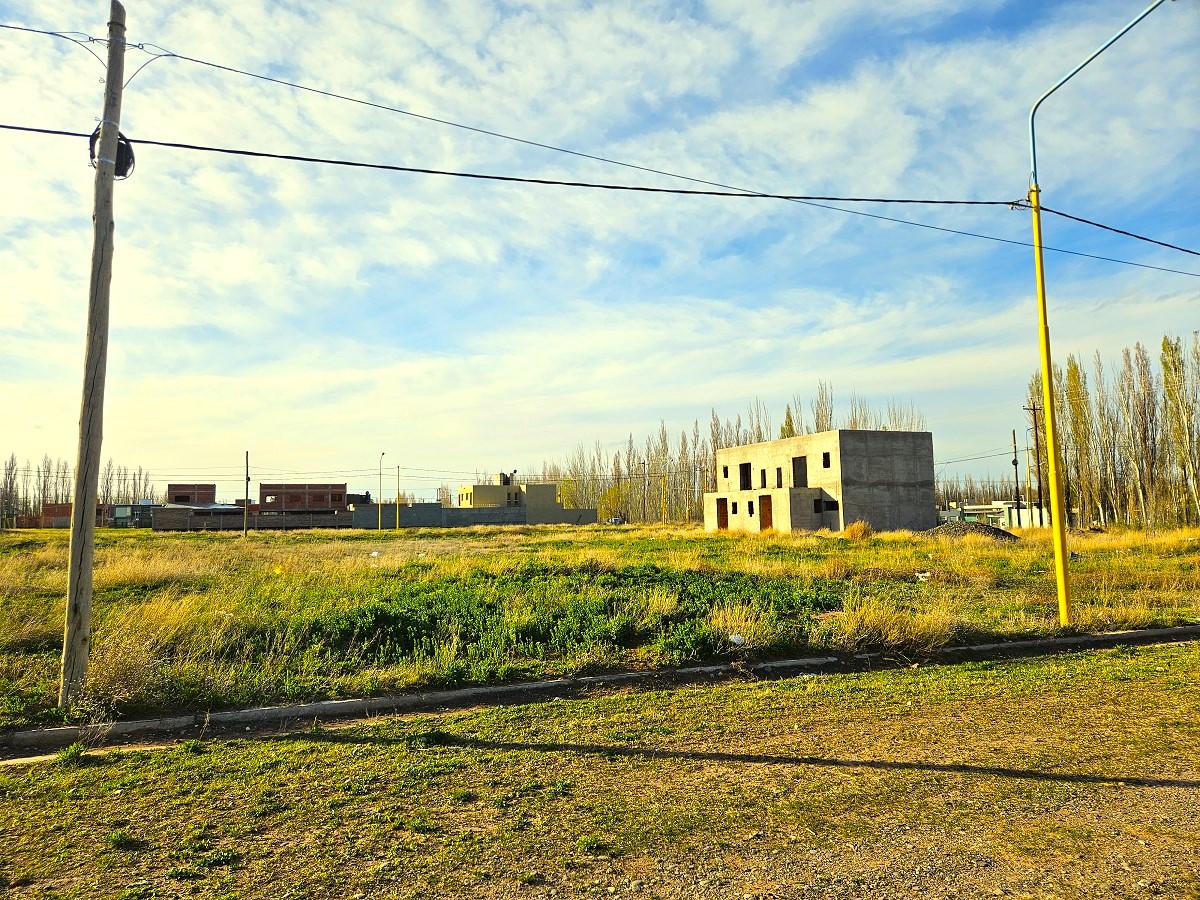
[1,524,1198,728]
[2,643,1198,899]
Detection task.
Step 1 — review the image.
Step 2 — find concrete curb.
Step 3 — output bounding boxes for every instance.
[3,625,1198,754]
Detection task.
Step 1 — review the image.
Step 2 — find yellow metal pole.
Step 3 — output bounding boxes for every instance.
[1028,185,1072,627]
[661,474,667,523]
[395,465,400,531]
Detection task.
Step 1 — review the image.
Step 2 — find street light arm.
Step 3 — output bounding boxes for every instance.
[1029,0,1169,185]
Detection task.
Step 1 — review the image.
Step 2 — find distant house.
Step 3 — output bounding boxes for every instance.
[941,500,1049,529]
[703,430,936,533]
[457,473,598,525]
[166,483,216,505]
[258,483,348,513]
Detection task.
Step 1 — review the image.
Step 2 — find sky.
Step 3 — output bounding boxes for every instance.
[1,0,1197,501]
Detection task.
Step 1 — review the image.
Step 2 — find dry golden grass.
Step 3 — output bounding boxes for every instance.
[842,520,874,540]
[814,595,961,652]
[1070,598,1159,632]
[709,602,781,649]
[636,586,681,623]
[92,549,201,591]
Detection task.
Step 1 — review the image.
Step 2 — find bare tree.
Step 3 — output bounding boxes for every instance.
[811,380,834,432]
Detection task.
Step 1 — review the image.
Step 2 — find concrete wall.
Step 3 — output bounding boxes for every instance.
[528,507,599,525]
[712,432,843,499]
[837,430,936,531]
[351,504,527,529]
[522,483,559,511]
[444,507,527,527]
[706,432,843,533]
[153,508,353,531]
[703,429,935,533]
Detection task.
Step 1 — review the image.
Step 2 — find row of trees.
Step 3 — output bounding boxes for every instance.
[539,334,1200,530]
[1,454,156,520]
[1028,334,1200,528]
[536,382,928,523]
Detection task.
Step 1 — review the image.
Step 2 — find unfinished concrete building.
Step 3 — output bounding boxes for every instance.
[457,473,598,525]
[703,430,936,533]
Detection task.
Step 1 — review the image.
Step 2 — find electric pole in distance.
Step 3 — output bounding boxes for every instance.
[61,0,126,709]
[1011,429,1022,528]
[243,451,250,537]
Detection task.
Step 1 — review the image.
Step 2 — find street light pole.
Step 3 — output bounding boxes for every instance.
[1026,0,1171,628]
[378,451,386,531]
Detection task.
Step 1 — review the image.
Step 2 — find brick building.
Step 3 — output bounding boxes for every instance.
[259,483,348,513]
[166,483,217,505]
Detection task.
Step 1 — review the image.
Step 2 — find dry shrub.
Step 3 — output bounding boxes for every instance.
[815,595,959,652]
[843,520,874,540]
[709,602,780,649]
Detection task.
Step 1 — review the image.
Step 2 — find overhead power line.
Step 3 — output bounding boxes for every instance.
[3,123,1197,279]
[124,42,1200,266]
[935,450,1015,466]
[0,124,1009,205]
[7,28,1193,268]
[1034,203,1199,258]
[4,28,1196,272]
[0,23,104,65]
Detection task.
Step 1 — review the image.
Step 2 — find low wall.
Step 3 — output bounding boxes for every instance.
[152,508,353,531]
[351,504,526,528]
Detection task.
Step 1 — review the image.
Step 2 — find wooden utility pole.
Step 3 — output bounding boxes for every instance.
[1011,429,1022,528]
[60,0,126,709]
[243,451,250,537]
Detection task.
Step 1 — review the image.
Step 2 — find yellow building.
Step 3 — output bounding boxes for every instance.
[458,473,597,525]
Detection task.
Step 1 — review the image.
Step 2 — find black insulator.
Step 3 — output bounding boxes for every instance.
[88,125,136,179]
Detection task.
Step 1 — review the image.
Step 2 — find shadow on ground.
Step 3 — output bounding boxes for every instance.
[271,729,1200,790]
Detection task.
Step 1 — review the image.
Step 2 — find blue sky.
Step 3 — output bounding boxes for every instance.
[1,0,1197,500]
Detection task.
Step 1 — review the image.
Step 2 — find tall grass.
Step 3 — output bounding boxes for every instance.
[813,594,961,652]
[1,524,1197,726]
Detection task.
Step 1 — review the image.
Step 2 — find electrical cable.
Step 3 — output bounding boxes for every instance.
[7,26,1196,269]
[3,123,1197,278]
[0,23,105,66]
[0,124,1010,204]
[934,451,1015,466]
[1034,203,1199,257]
[120,43,1200,269]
